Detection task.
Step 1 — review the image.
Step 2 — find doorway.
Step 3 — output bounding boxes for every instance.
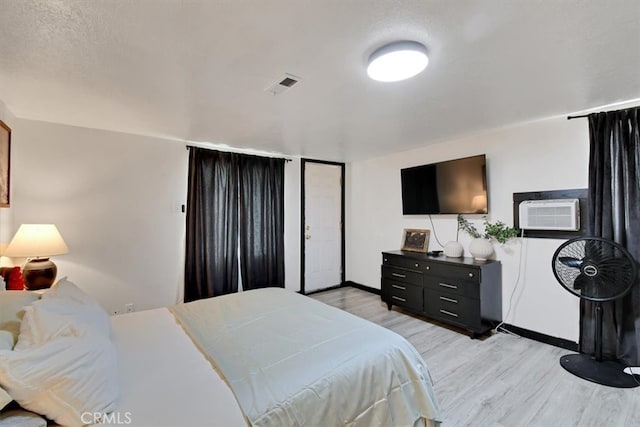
[300,159,345,294]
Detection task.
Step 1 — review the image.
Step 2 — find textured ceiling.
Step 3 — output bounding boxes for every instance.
[0,0,639,161]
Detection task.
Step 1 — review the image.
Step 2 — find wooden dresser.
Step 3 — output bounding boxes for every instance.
[381,250,502,338]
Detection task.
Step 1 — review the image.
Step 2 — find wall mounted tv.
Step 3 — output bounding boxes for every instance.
[401,154,488,215]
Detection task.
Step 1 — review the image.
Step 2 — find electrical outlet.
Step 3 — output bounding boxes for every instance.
[125,303,135,313]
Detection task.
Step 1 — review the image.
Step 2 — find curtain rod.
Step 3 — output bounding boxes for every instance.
[567,105,639,120]
[186,145,292,162]
[567,114,589,120]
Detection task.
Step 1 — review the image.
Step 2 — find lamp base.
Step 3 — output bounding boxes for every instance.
[23,258,58,290]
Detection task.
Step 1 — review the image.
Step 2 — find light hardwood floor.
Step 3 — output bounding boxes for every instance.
[311,287,640,427]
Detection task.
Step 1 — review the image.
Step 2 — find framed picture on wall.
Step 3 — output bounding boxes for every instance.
[401,228,430,253]
[0,120,10,207]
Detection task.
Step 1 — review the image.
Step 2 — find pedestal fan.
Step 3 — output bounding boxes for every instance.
[552,236,639,388]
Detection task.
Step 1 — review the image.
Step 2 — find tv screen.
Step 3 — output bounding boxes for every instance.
[401,154,488,215]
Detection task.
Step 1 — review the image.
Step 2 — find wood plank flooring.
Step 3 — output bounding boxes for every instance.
[311,287,640,427]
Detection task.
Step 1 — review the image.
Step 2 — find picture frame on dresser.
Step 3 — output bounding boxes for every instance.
[401,229,429,253]
[0,119,10,207]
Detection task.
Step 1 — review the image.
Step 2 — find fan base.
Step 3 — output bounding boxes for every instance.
[560,354,640,388]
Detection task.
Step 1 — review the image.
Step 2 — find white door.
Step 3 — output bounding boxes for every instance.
[304,162,343,293]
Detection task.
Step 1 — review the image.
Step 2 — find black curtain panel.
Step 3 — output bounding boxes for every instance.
[238,155,285,290]
[184,148,239,301]
[582,107,640,365]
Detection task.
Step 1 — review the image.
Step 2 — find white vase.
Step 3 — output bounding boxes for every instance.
[443,241,464,258]
[469,238,493,260]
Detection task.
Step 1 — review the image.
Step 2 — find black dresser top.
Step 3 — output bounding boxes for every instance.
[383,250,500,267]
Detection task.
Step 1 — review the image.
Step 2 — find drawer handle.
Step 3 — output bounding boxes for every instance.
[414,263,419,268]
[439,296,458,304]
[468,272,474,278]
[392,296,407,302]
[440,309,459,318]
[392,284,406,290]
[384,258,388,262]
[391,273,406,278]
[439,282,458,289]
[426,266,430,270]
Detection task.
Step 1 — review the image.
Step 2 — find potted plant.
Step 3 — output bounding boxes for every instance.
[457,214,518,260]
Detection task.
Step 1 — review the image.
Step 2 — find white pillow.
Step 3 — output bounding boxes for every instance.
[0,330,11,411]
[0,409,47,427]
[0,386,10,412]
[0,334,118,427]
[15,298,111,350]
[0,292,40,346]
[42,278,99,306]
[0,331,12,352]
[15,279,111,350]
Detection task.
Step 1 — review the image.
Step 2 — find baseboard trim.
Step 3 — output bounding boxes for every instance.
[303,284,343,296]
[501,323,578,352]
[345,281,381,295]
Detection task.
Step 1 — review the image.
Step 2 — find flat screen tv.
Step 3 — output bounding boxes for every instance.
[401,154,488,215]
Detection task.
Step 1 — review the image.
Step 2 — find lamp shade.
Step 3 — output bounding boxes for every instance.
[367,41,429,82]
[5,224,69,258]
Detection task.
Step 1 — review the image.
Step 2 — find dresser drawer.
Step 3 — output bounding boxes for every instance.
[424,262,481,284]
[382,253,426,271]
[382,265,423,286]
[424,289,481,329]
[382,279,422,312]
[423,276,480,299]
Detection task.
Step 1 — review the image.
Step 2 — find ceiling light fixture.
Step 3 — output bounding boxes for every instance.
[367,41,429,82]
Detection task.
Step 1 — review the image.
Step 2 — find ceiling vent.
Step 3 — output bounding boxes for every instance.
[265,73,301,95]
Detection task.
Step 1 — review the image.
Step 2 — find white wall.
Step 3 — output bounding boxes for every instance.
[346,116,590,342]
[8,119,301,313]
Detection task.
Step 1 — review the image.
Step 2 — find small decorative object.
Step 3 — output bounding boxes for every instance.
[469,238,494,260]
[6,266,24,290]
[5,224,69,290]
[458,214,518,260]
[444,218,464,257]
[443,241,464,258]
[401,229,430,253]
[0,119,10,207]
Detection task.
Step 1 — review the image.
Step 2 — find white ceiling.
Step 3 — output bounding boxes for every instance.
[0,1,638,161]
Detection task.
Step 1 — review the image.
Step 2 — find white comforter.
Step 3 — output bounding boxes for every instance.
[170,288,442,427]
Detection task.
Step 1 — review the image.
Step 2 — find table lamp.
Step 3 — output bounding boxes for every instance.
[5,224,69,290]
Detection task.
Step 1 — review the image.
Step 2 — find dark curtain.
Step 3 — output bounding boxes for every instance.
[238,155,285,290]
[184,148,239,301]
[582,107,640,365]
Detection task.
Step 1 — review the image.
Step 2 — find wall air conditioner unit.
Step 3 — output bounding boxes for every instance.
[519,199,580,231]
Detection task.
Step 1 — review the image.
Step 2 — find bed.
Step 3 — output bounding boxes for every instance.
[0,281,442,427]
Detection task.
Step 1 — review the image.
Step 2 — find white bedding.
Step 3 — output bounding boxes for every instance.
[106,308,246,427]
[171,288,442,427]
[105,290,441,427]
